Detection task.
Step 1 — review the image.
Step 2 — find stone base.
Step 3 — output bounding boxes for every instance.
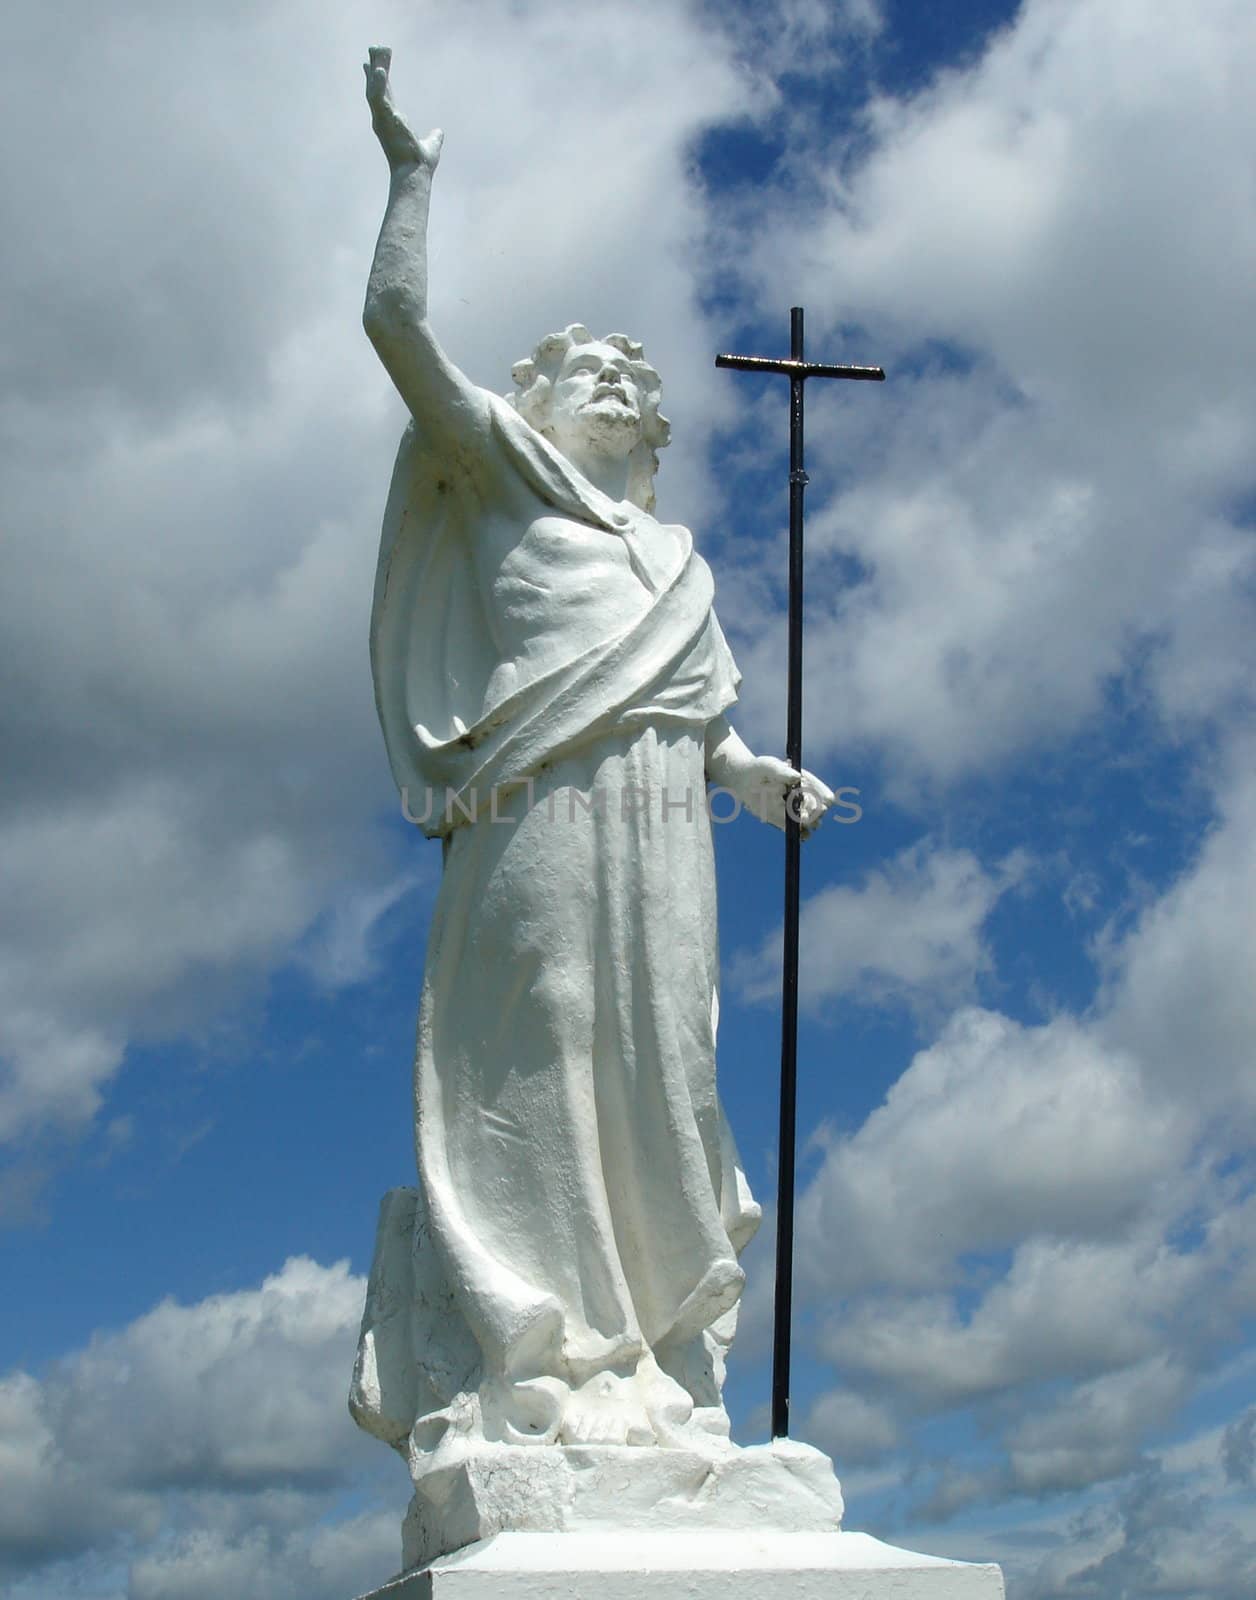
[402,1437,845,1568]
[353,1529,1005,1599]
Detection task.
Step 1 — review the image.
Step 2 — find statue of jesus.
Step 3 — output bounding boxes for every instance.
[352,46,837,1540]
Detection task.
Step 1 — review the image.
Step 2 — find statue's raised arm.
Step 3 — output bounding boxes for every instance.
[362,49,490,441]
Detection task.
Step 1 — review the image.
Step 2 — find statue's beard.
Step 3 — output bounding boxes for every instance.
[563,400,642,458]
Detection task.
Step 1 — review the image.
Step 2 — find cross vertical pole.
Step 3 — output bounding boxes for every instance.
[716,309,884,1440]
[775,305,807,1441]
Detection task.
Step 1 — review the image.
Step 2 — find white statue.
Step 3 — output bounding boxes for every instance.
[351,48,843,1568]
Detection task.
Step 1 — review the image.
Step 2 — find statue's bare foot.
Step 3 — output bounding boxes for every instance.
[635,1351,701,1447]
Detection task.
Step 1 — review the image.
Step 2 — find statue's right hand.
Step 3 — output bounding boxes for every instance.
[364,47,444,175]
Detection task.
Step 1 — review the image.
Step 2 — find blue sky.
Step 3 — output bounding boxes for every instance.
[2,1,1255,1595]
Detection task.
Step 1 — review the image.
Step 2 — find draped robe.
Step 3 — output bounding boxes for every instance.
[369,393,760,1446]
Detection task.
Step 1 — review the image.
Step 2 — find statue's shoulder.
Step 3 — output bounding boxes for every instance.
[390,389,536,508]
[391,386,623,537]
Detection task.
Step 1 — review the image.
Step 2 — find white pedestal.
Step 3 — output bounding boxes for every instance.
[395,1436,846,1569]
[353,1529,1005,1599]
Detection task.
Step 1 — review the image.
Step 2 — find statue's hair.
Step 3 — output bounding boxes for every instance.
[507,324,671,512]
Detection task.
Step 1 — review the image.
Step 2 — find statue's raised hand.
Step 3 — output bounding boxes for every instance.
[364,48,444,175]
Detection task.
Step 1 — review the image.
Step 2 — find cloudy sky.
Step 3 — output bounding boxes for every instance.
[2,0,1255,1595]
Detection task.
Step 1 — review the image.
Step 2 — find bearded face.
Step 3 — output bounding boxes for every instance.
[545,341,646,461]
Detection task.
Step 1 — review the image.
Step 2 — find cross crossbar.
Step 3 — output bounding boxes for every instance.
[716,307,884,1443]
[715,354,885,381]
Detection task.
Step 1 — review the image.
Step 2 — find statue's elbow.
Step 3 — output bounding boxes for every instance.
[363,287,423,350]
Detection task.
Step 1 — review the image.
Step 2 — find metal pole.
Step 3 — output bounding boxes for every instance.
[714,312,882,1442]
[771,306,807,1440]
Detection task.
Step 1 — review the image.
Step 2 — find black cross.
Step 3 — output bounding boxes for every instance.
[716,307,884,1440]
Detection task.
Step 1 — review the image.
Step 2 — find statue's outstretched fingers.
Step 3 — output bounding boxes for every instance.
[364,46,393,110]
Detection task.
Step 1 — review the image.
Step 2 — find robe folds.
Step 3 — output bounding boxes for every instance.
[370,394,761,1445]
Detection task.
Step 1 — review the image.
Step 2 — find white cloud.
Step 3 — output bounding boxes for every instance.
[0,1369,151,1570]
[1012,1456,1256,1600]
[720,0,1256,786]
[125,1514,401,1600]
[784,753,1256,1523]
[800,1387,899,1464]
[823,1232,1203,1413]
[766,0,1256,437]
[60,1256,367,1490]
[719,0,883,83]
[1007,1356,1193,1493]
[0,0,764,1143]
[0,779,332,1141]
[1101,751,1256,1128]
[780,749,1256,1483]
[1223,1408,1256,1488]
[694,9,1256,1558]
[0,1257,405,1594]
[797,1006,1185,1297]
[733,840,1027,1014]
[297,873,423,991]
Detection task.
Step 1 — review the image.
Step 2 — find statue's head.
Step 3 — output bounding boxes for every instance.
[508,325,671,513]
